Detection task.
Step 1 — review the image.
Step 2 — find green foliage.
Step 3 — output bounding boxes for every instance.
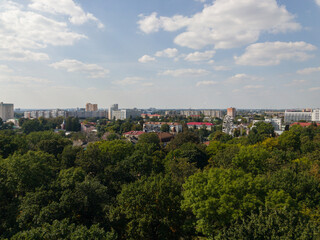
[182,168,266,237]
[65,117,81,132]
[232,145,271,174]
[12,219,116,240]
[166,131,200,151]
[1,116,320,239]
[160,123,170,132]
[218,208,319,240]
[112,174,186,239]
[166,143,208,169]
[1,151,58,195]
[278,130,301,151]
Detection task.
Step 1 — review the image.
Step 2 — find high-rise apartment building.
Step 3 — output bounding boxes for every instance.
[0,102,14,121]
[108,104,118,119]
[227,107,236,119]
[86,103,98,112]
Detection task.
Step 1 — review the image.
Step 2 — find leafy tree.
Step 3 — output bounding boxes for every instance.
[166,143,208,169]
[60,145,82,169]
[278,130,301,151]
[22,119,42,134]
[112,174,186,240]
[12,219,116,240]
[218,208,319,240]
[210,131,232,143]
[66,117,81,132]
[182,168,266,237]
[160,123,170,132]
[2,151,58,195]
[166,131,200,151]
[232,146,271,174]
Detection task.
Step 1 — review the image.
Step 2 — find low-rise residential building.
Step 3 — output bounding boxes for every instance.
[123,131,145,144]
[141,114,161,119]
[157,132,174,145]
[123,131,174,145]
[143,122,182,133]
[252,118,283,131]
[187,122,215,131]
[81,122,97,134]
[290,122,320,127]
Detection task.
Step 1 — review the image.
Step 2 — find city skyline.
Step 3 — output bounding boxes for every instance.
[1,0,320,109]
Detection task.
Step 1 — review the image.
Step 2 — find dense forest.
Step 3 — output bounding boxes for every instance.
[1,119,320,239]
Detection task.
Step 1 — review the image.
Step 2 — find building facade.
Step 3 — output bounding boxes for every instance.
[0,102,14,121]
[284,111,312,123]
[112,109,141,120]
[108,104,118,119]
[24,109,68,119]
[252,118,282,131]
[227,107,236,119]
[187,122,215,131]
[143,122,182,133]
[312,109,320,122]
[86,103,98,112]
[202,110,223,119]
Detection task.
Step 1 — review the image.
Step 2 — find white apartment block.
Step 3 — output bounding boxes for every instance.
[312,109,320,122]
[284,111,312,123]
[253,118,282,131]
[0,102,14,121]
[112,109,141,120]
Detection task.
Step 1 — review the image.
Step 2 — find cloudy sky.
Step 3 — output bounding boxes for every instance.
[0,0,320,109]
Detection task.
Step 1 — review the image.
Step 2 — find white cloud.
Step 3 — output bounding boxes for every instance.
[142,82,155,87]
[138,12,191,34]
[50,59,109,78]
[235,42,316,66]
[185,50,215,62]
[29,0,104,28]
[0,75,51,84]
[285,79,306,86]
[0,0,86,61]
[243,85,264,89]
[297,66,320,75]
[0,65,13,73]
[196,81,218,87]
[138,0,300,49]
[0,49,49,62]
[309,87,320,91]
[160,68,210,77]
[316,0,320,6]
[195,0,207,2]
[226,74,263,84]
[155,48,178,58]
[113,77,144,86]
[138,55,156,63]
[213,65,230,71]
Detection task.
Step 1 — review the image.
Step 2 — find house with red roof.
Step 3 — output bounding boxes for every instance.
[290,122,320,127]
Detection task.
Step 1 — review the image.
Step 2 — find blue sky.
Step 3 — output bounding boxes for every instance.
[0,0,320,109]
